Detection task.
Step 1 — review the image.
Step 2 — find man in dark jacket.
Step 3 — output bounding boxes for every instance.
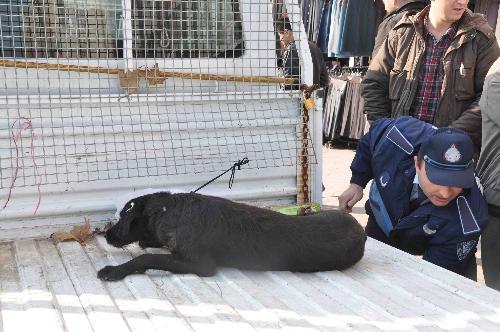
[373,0,429,57]
[276,18,329,89]
[362,0,500,152]
[477,57,500,291]
[339,116,488,278]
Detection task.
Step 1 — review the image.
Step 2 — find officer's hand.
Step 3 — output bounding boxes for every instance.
[339,183,364,213]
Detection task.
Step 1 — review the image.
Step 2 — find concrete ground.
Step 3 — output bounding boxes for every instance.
[321,145,485,284]
[322,146,369,226]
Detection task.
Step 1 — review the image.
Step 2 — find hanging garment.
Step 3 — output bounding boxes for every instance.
[340,76,366,139]
[323,71,367,141]
[316,0,333,53]
[323,75,348,139]
[327,0,347,57]
[327,0,377,57]
[310,0,327,42]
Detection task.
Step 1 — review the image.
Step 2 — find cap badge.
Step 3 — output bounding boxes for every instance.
[444,144,461,163]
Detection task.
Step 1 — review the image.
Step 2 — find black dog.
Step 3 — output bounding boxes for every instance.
[97,192,366,281]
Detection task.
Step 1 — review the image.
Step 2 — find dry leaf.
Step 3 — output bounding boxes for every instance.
[50,219,94,244]
[50,230,80,243]
[119,70,139,95]
[146,63,167,86]
[71,219,91,243]
[119,64,166,95]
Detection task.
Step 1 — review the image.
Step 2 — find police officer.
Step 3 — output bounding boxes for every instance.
[339,116,488,278]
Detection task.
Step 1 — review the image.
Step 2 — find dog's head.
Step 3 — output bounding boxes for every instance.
[105,194,155,247]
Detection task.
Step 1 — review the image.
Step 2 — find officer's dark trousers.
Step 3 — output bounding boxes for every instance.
[365,215,477,281]
[481,212,500,291]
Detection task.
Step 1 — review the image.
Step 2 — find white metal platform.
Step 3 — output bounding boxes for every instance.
[1,236,500,332]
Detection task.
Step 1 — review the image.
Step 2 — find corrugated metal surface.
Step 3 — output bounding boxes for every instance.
[1,236,500,331]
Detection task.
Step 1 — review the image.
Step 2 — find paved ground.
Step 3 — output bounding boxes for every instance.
[321,145,485,284]
[322,146,369,226]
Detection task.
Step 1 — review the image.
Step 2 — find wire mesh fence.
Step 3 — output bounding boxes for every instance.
[0,0,316,197]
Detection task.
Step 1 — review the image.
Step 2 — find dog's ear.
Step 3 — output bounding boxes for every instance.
[117,196,147,238]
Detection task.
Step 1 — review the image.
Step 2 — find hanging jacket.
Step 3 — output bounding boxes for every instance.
[361,7,500,150]
[372,0,429,57]
[350,116,489,275]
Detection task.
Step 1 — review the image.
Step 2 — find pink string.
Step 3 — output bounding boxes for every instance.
[3,118,42,215]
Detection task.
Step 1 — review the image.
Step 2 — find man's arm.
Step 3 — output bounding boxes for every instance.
[481,59,500,128]
[361,30,398,122]
[450,34,500,148]
[339,119,389,212]
[339,118,398,213]
[340,117,436,212]
[349,122,378,188]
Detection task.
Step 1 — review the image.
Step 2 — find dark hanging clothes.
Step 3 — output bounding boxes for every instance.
[317,0,333,53]
[328,0,378,57]
[300,0,329,42]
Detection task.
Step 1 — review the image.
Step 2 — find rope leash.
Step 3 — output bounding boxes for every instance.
[191,157,249,193]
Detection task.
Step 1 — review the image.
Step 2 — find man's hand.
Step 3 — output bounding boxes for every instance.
[339,183,364,213]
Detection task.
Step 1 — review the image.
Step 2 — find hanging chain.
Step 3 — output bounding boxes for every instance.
[297,84,319,204]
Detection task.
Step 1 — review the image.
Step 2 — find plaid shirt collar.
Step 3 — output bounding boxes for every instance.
[423,15,459,43]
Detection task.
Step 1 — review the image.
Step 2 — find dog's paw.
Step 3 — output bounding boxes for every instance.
[97,265,128,281]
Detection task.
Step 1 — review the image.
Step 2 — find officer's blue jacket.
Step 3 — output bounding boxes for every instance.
[350,117,489,275]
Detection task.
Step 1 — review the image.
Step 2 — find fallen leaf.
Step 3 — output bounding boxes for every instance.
[118,65,167,95]
[50,230,79,243]
[50,219,92,244]
[119,70,139,95]
[72,219,91,242]
[146,63,167,86]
